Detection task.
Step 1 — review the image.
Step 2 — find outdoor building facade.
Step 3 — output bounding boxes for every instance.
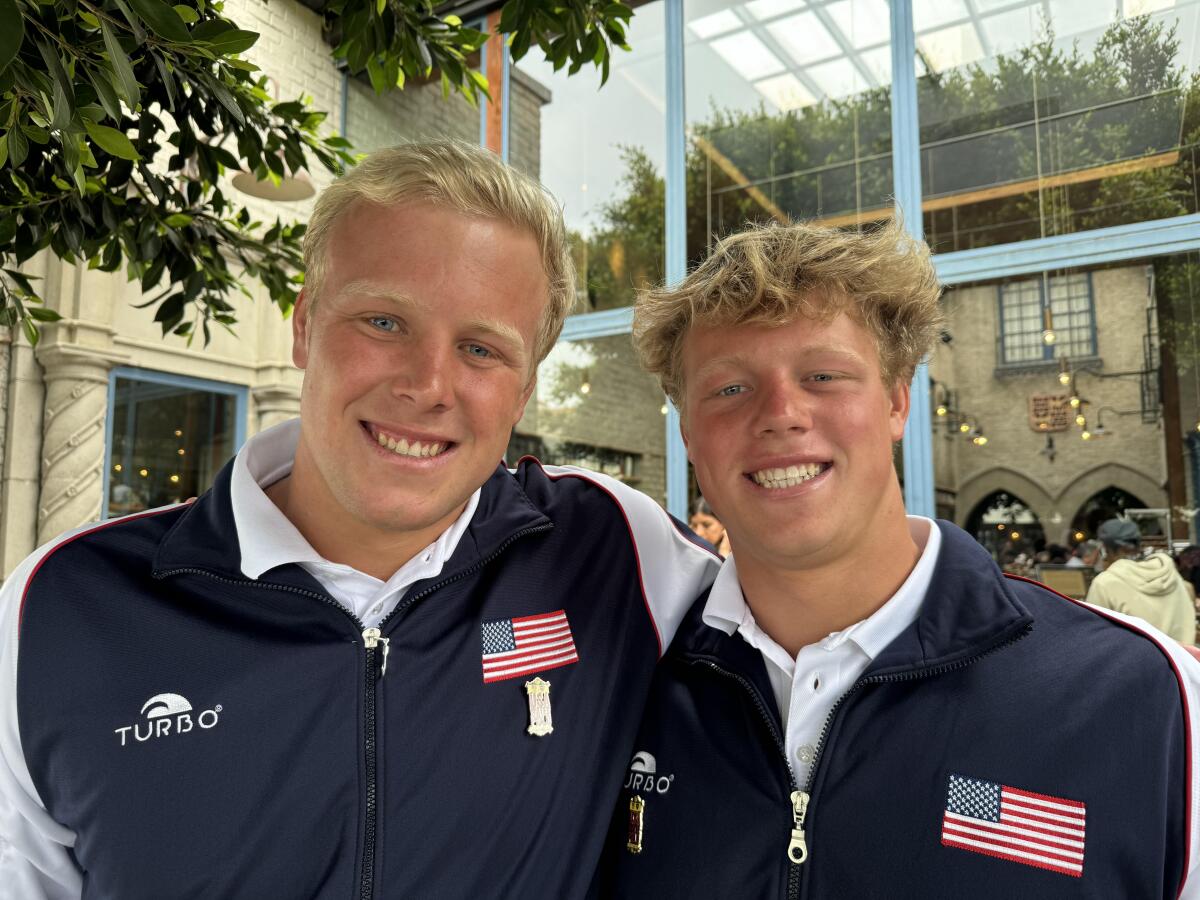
[1,0,1199,579]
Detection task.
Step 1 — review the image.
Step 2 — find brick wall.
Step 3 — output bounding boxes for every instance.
[518,334,667,505]
[936,264,1169,534]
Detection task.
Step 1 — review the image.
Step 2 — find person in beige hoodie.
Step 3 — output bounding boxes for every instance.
[1086,517,1196,645]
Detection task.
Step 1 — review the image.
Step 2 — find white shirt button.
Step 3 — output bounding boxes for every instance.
[796,743,815,764]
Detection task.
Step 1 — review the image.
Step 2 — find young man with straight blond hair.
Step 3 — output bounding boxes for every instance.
[0,140,718,898]
[599,218,1200,897]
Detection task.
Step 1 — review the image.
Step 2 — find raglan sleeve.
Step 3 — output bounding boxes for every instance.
[557,468,720,653]
[0,549,82,900]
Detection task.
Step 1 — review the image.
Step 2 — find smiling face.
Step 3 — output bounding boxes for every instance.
[680,309,910,574]
[290,200,546,546]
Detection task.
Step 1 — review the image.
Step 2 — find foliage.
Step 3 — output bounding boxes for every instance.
[580,13,1200,335]
[0,0,635,344]
[327,0,633,101]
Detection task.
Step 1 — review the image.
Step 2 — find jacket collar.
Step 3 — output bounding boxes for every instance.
[674,520,1033,681]
[154,456,552,588]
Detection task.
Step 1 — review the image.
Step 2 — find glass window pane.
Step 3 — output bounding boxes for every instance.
[107,376,238,517]
[918,1,1200,253]
[510,336,668,506]
[685,0,894,262]
[510,3,666,312]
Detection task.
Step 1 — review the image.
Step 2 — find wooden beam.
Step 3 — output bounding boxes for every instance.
[485,10,504,155]
[807,150,1181,229]
[692,134,789,224]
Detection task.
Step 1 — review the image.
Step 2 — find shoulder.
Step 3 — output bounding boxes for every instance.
[1009,573,1194,693]
[2,504,191,631]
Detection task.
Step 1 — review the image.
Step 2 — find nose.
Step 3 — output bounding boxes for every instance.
[754,375,813,436]
[389,338,455,411]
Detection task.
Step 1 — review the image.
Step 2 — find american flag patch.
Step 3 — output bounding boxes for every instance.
[480,610,579,683]
[941,774,1086,878]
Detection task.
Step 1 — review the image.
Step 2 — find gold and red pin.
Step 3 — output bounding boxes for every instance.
[626,795,645,854]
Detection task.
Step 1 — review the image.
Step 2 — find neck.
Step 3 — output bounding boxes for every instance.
[735,498,922,657]
[266,447,463,581]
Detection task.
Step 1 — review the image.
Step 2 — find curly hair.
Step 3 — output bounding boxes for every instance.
[633,217,944,409]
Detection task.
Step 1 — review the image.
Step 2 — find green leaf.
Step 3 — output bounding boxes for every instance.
[173,5,198,23]
[22,317,38,347]
[27,307,61,322]
[0,0,23,76]
[128,0,190,42]
[6,125,26,167]
[190,19,233,42]
[164,213,192,227]
[102,22,140,107]
[83,121,140,160]
[0,133,7,169]
[203,28,258,55]
[87,66,122,121]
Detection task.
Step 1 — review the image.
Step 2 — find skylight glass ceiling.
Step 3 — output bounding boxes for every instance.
[685,0,1197,111]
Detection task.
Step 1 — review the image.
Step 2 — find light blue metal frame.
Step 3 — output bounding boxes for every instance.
[663,0,688,519]
[936,214,1200,285]
[889,0,935,518]
[101,367,248,520]
[505,0,1200,521]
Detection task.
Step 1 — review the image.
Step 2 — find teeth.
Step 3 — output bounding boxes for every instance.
[374,428,446,459]
[750,464,825,489]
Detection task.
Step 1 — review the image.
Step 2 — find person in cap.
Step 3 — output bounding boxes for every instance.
[596,218,1200,898]
[1086,517,1195,645]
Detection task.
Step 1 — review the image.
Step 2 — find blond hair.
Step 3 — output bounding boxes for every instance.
[633,217,943,408]
[303,140,575,365]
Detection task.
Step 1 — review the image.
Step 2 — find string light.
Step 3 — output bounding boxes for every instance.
[169,474,180,484]
[936,404,948,417]
[113,464,122,472]
[139,468,149,477]
[1068,396,1081,408]
[1075,413,1086,427]
[1057,356,1072,386]
[660,404,668,416]
[1041,307,1056,345]
[1074,531,1086,542]
[1011,531,1021,540]
[1081,430,1092,441]
[174,429,183,437]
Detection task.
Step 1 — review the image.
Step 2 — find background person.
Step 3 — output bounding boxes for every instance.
[689,497,732,556]
[1086,517,1195,646]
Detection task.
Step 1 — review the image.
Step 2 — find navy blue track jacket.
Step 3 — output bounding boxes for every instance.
[0,453,718,899]
[597,522,1200,898]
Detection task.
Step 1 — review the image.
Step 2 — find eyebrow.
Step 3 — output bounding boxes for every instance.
[337,279,528,358]
[691,347,867,383]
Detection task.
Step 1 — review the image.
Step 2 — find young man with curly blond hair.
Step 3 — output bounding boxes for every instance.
[0,141,718,898]
[599,219,1200,897]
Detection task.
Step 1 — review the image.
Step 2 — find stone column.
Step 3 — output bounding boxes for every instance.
[33,346,116,545]
[252,383,301,432]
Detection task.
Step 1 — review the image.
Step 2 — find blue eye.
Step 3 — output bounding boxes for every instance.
[464,343,493,358]
[810,373,835,382]
[368,316,398,332]
[717,384,745,396]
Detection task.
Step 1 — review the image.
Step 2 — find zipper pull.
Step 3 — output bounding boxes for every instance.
[363,627,390,678]
[787,790,809,865]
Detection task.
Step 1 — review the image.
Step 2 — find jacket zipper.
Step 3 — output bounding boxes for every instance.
[155,522,551,900]
[693,622,1030,899]
[696,661,804,900]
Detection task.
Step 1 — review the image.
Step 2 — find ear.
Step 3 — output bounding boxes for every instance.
[888,375,912,443]
[292,289,312,370]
